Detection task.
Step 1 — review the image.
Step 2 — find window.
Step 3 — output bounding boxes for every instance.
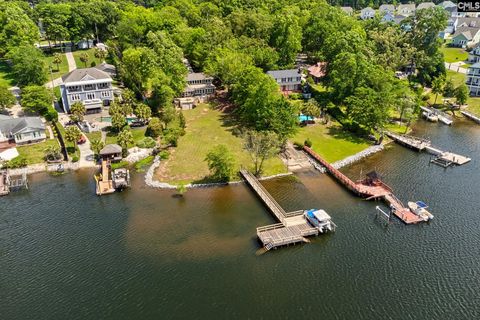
[84,84,95,91]
[281,78,286,82]
[101,91,110,98]
[70,94,80,101]
[87,93,95,100]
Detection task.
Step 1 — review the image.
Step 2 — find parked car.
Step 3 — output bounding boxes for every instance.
[77,135,86,144]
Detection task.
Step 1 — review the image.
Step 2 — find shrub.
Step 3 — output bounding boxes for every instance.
[304,138,312,147]
[90,61,97,67]
[71,155,79,162]
[159,150,169,160]
[136,137,156,148]
[45,107,58,122]
[6,156,27,168]
[293,141,303,149]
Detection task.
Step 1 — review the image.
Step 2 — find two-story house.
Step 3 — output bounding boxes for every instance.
[267,69,302,92]
[451,18,480,47]
[0,117,46,145]
[379,4,395,15]
[466,62,480,96]
[60,68,113,114]
[397,4,416,16]
[181,73,215,98]
[468,44,480,63]
[360,7,376,20]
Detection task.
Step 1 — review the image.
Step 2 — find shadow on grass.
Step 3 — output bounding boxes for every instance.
[326,126,368,145]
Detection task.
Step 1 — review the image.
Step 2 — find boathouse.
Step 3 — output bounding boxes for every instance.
[100,144,122,162]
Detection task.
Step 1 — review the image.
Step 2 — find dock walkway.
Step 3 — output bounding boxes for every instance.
[304,147,426,224]
[421,106,453,125]
[461,111,480,124]
[240,169,331,250]
[387,132,471,167]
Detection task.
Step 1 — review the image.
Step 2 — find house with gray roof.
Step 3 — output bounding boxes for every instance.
[0,117,45,145]
[340,6,353,15]
[181,73,215,98]
[60,67,113,114]
[360,7,376,20]
[416,2,435,11]
[397,3,416,16]
[438,1,456,9]
[379,4,395,14]
[451,18,480,47]
[267,69,302,92]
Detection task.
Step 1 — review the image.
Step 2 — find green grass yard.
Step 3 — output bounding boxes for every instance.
[44,52,70,80]
[16,138,59,165]
[105,127,147,148]
[73,48,104,69]
[0,60,15,87]
[156,106,287,185]
[441,47,468,63]
[292,121,371,163]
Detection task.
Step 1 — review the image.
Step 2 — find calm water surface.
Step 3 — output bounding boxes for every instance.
[1,120,480,319]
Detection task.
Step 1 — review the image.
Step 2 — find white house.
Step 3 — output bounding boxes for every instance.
[466,62,480,96]
[382,11,395,23]
[468,44,480,63]
[267,69,302,92]
[60,68,113,114]
[397,4,416,16]
[360,7,376,20]
[0,117,46,145]
[181,73,215,98]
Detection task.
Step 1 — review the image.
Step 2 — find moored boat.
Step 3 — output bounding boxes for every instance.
[304,209,335,233]
[422,111,438,122]
[408,201,434,221]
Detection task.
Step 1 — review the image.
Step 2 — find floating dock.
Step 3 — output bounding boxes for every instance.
[421,106,453,125]
[387,132,471,167]
[461,110,480,124]
[303,146,429,224]
[240,169,335,251]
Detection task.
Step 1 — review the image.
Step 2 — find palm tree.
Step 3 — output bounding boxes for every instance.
[69,102,86,122]
[94,48,107,62]
[90,138,104,159]
[79,52,89,68]
[44,145,62,162]
[52,53,63,72]
[117,128,134,157]
[64,125,82,154]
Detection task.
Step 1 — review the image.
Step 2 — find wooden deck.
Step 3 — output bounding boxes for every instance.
[304,146,427,225]
[386,132,431,151]
[0,170,9,196]
[95,160,115,195]
[240,169,333,250]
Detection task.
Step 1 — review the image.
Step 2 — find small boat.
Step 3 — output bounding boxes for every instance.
[408,201,434,221]
[304,209,335,233]
[422,111,438,122]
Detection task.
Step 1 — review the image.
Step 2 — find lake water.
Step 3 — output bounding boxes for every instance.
[1,119,480,319]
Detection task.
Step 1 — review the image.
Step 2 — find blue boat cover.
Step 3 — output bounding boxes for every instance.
[307,209,316,218]
[416,201,428,208]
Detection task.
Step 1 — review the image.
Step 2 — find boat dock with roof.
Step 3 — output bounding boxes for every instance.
[303,146,431,224]
[240,169,335,251]
[386,132,471,167]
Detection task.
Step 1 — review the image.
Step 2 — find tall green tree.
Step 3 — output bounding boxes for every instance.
[431,76,445,106]
[455,84,469,106]
[52,53,63,72]
[134,103,152,123]
[70,102,86,122]
[64,125,82,151]
[243,130,281,176]
[21,86,51,114]
[8,46,47,86]
[0,86,16,111]
[117,128,134,156]
[205,144,235,182]
[79,52,89,68]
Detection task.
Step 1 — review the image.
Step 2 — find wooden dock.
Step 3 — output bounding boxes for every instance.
[240,169,334,250]
[1,169,29,196]
[0,170,9,196]
[386,132,431,151]
[461,110,480,124]
[95,160,115,195]
[304,147,427,224]
[387,132,471,167]
[420,106,453,125]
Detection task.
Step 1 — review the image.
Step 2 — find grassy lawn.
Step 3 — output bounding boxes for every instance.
[157,105,287,185]
[441,47,468,63]
[105,127,147,147]
[72,48,103,69]
[85,131,102,142]
[43,52,70,79]
[16,139,59,165]
[292,121,371,163]
[0,60,15,87]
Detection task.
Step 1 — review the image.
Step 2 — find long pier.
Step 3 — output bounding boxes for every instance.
[386,132,471,167]
[461,110,480,124]
[240,169,333,250]
[303,146,426,224]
